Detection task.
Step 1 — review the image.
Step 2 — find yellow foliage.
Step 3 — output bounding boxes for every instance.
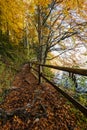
[0,0,25,43]
[0,0,87,46]
[28,0,51,8]
[34,0,51,7]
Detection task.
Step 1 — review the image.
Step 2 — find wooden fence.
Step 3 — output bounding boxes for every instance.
[28,61,87,117]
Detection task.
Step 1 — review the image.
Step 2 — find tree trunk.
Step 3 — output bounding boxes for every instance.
[6,22,10,42]
[37,6,43,64]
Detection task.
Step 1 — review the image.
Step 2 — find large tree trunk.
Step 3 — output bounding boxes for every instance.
[37,6,43,64]
[6,22,10,42]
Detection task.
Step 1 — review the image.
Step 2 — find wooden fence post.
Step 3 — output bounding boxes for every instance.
[38,65,42,84]
[29,62,31,72]
[69,72,77,88]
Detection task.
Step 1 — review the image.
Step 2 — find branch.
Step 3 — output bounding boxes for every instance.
[47,47,75,60]
[51,13,63,27]
[42,1,55,26]
[48,31,78,50]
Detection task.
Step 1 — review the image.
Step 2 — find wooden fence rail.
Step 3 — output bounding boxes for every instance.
[28,61,87,118]
[29,61,87,76]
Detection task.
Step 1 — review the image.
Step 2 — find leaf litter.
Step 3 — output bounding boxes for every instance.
[0,64,87,130]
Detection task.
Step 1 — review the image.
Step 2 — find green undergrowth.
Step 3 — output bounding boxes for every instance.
[0,40,29,102]
[65,101,87,129]
[58,75,87,108]
[61,85,87,107]
[70,107,87,129]
[73,93,87,107]
[0,61,16,102]
[43,67,54,80]
[0,59,27,102]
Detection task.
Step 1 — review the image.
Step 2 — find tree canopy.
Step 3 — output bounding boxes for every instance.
[0,0,87,66]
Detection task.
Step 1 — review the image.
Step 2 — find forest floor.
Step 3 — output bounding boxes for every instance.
[0,64,87,130]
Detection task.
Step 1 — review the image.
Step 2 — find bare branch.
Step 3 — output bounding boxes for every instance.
[42,1,55,26]
[47,47,75,60]
[48,31,78,50]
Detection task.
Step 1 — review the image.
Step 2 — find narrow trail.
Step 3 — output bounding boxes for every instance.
[0,64,86,130]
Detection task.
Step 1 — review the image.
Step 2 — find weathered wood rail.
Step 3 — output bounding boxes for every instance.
[29,61,87,118]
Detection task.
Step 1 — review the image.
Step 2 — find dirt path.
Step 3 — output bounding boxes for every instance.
[0,64,86,130]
